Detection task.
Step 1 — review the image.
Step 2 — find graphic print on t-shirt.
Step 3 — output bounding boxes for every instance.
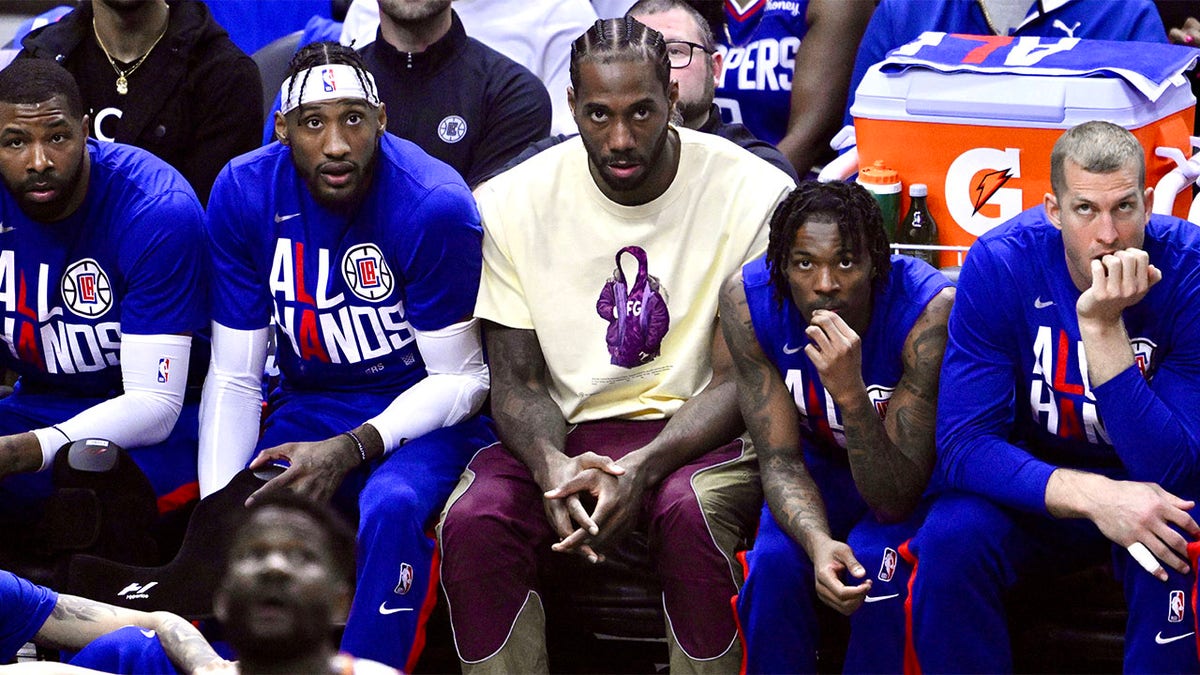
[596,246,670,369]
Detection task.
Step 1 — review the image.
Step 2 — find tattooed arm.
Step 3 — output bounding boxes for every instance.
[33,594,223,673]
[486,321,623,560]
[720,273,870,614]
[720,273,828,552]
[814,287,954,523]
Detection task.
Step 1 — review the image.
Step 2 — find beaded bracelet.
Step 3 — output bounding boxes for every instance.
[342,430,367,463]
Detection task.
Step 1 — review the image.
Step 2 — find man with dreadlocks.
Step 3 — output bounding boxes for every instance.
[720,180,953,672]
[200,41,494,672]
[438,17,794,674]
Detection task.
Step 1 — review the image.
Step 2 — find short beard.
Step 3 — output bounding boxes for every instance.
[676,63,716,129]
[378,0,452,23]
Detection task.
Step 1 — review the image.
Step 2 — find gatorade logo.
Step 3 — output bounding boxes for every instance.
[946,147,1023,237]
[972,169,1014,215]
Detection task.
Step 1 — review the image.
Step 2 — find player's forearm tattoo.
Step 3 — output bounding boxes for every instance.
[156,613,222,671]
[721,280,830,549]
[844,310,947,521]
[486,324,567,467]
[49,595,118,624]
[762,451,831,548]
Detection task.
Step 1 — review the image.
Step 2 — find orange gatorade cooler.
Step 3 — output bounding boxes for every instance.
[851,33,1198,267]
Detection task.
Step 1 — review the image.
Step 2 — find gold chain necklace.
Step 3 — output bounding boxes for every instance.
[92,16,168,95]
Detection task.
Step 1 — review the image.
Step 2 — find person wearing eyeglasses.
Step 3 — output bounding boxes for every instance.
[479,0,799,184]
[632,0,798,181]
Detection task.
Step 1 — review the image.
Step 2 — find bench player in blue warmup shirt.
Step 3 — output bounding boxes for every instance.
[200,41,494,672]
[721,180,954,673]
[922,121,1200,672]
[0,58,205,528]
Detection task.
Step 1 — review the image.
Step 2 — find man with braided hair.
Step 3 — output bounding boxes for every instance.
[720,180,953,672]
[200,41,494,672]
[438,17,794,673]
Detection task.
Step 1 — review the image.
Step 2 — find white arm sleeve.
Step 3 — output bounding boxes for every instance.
[30,333,192,472]
[197,323,269,497]
[366,318,489,453]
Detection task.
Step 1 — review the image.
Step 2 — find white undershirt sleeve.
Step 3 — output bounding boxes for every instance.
[365,318,489,453]
[197,323,269,497]
[31,333,192,472]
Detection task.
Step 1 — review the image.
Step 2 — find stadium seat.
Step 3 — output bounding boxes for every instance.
[0,439,158,589]
[65,468,267,619]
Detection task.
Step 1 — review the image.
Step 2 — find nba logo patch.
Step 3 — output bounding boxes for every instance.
[322,68,336,92]
[878,547,898,582]
[157,358,170,383]
[394,562,414,595]
[1168,590,1185,623]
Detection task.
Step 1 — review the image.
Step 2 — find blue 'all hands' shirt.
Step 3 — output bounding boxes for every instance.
[205,133,482,395]
[936,207,1200,511]
[0,138,206,397]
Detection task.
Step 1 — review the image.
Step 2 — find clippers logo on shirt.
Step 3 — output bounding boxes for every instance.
[61,259,113,318]
[0,252,121,376]
[342,243,393,301]
[1168,590,1185,623]
[269,238,415,367]
[1028,326,1157,444]
[437,115,468,144]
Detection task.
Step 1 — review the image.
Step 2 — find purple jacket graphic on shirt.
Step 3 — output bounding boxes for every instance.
[597,246,670,368]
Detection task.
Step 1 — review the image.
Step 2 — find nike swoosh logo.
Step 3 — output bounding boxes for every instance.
[782,343,802,355]
[863,593,900,603]
[0,223,14,234]
[1155,630,1195,645]
[378,602,414,615]
[1034,297,1054,309]
[274,212,300,223]
[139,629,156,639]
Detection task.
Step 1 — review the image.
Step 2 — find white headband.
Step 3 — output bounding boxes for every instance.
[280,64,381,114]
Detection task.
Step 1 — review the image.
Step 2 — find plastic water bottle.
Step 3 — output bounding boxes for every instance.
[857,160,901,242]
[897,183,938,265]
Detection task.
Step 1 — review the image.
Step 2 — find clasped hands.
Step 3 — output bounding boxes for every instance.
[540,451,639,564]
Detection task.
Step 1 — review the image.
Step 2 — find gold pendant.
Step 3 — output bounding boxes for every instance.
[116,75,128,95]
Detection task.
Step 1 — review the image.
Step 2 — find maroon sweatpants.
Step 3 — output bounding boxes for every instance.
[439,419,758,664]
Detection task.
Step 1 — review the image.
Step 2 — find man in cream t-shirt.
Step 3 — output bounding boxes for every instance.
[438,16,794,674]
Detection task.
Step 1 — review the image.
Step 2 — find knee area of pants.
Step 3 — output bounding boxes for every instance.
[441,507,517,551]
[360,483,421,524]
[748,541,810,580]
[914,519,1005,572]
[649,489,706,533]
